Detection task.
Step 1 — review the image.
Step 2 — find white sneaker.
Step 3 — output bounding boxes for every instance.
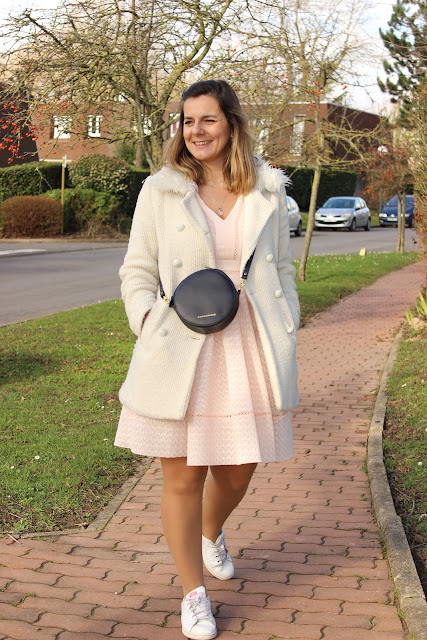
[181,586,217,640]
[202,529,234,580]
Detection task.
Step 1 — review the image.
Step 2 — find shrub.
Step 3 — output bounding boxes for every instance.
[0,162,70,202]
[68,154,132,200]
[68,154,149,219]
[0,195,62,237]
[42,188,121,235]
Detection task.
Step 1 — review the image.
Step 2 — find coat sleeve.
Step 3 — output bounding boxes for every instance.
[119,179,159,337]
[277,184,300,330]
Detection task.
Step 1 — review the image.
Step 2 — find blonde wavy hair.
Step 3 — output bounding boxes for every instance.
[164,80,257,195]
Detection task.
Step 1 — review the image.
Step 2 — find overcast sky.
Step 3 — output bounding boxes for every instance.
[0,0,398,114]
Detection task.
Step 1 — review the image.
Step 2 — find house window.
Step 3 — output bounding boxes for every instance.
[251,119,269,155]
[169,113,179,138]
[289,115,305,155]
[133,117,151,136]
[88,115,102,137]
[53,116,72,139]
[142,117,151,136]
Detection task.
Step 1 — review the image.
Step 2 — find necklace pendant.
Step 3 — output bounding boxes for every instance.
[218,208,224,216]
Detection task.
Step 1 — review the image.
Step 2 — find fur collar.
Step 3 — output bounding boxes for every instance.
[148,156,290,195]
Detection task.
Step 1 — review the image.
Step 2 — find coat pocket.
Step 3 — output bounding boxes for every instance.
[139,299,169,340]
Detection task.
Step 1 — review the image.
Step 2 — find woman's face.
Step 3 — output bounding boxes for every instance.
[182,95,232,168]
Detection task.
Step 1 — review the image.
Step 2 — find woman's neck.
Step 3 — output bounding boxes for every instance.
[201,161,225,186]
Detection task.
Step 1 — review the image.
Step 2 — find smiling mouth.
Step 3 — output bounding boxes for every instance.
[193,141,212,146]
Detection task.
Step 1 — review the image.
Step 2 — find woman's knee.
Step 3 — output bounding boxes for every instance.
[161,458,207,496]
[210,463,257,495]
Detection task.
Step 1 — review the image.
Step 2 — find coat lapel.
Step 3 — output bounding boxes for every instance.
[181,190,215,262]
[240,189,275,273]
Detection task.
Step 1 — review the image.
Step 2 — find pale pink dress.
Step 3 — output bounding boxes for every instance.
[114,193,293,466]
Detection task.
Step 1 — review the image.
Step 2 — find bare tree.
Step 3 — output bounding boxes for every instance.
[217,0,379,280]
[0,0,238,170]
[410,83,427,255]
[361,138,412,252]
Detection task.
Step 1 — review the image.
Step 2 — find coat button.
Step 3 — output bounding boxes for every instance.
[287,327,294,334]
[266,253,274,262]
[158,328,168,337]
[173,258,182,268]
[177,223,185,231]
[274,289,282,298]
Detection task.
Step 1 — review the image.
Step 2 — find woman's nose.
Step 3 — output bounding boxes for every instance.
[193,120,204,135]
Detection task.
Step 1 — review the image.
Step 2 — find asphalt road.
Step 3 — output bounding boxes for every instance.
[0,227,420,327]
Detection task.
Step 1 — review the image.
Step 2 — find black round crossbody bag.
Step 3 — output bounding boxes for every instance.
[159,250,255,334]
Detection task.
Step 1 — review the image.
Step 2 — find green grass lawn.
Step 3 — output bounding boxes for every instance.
[383,318,427,595]
[0,251,419,534]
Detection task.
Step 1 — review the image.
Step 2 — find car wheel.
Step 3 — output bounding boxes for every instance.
[380,222,385,227]
[364,218,371,231]
[349,218,356,232]
[295,221,302,237]
[408,218,413,228]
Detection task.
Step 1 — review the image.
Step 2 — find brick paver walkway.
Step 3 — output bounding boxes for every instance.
[1,261,425,640]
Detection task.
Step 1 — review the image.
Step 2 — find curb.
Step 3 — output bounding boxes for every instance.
[368,326,427,640]
[0,246,127,260]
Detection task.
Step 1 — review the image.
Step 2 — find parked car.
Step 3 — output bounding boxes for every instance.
[379,195,414,228]
[287,195,303,236]
[314,196,371,231]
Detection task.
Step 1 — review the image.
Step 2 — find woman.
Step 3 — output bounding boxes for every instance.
[115,79,300,639]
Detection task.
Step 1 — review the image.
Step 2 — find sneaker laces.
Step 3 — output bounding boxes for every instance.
[187,594,212,622]
[213,541,228,565]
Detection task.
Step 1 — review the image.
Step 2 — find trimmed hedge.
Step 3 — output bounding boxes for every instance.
[68,154,131,197]
[0,195,62,237]
[68,154,149,217]
[0,162,70,202]
[283,166,358,210]
[43,189,121,235]
[0,157,148,219]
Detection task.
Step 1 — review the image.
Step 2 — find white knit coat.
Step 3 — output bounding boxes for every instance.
[119,158,300,420]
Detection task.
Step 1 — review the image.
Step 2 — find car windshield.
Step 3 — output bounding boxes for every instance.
[385,196,398,206]
[323,198,355,209]
[385,195,414,206]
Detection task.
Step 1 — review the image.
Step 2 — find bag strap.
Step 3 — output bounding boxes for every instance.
[159,248,256,304]
[242,249,255,280]
[159,278,169,304]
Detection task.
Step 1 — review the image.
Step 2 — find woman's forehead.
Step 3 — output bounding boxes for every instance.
[183,95,222,117]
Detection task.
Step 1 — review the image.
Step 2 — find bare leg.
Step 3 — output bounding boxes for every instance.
[202,463,257,542]
[160,457,208,595]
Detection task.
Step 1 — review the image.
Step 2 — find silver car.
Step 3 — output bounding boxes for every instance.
[314,196,371,231]
[287,196,303,236]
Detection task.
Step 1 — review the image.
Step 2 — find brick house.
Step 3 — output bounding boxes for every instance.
[1,89,383,168]
[259,102,383,166]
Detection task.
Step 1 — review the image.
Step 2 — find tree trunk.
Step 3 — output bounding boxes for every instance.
[150,130,165,172]
[396,193,406,253]
[400,192,406,252]
[135,142,145,168]
[297,163,321,282]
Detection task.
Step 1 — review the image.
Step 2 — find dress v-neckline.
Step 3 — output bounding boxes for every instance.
[196,192,242,222]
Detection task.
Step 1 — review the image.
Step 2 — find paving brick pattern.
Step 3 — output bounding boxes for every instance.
[1,261,425,640]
